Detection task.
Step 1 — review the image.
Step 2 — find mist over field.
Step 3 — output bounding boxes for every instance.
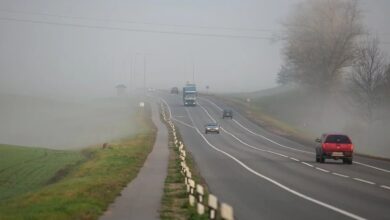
[0,0,389,156]
[0,94,137,149]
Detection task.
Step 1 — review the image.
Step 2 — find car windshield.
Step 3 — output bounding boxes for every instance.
[325,135,351,144]
[207,123,218,127]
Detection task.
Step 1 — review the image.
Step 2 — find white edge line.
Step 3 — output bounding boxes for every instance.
[184,106,366,220]
[290,157,300,162]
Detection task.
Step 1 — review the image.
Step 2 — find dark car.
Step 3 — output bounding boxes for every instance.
[222,109,233,119]
[205,122,221,134]
[171,87,179,94]
[315,133,354,164]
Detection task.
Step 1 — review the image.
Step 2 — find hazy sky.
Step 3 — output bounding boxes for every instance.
[0,0,389,97]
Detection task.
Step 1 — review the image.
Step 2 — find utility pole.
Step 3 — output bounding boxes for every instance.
[143,55,146,96]
[192,62,195,84]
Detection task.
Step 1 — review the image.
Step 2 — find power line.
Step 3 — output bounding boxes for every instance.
[0,9,279,34]
[0,16,275,40]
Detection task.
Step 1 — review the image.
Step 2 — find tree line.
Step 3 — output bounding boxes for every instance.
[277,0,390,121]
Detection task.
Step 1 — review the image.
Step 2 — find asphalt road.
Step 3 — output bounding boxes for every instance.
[157,91,390,220]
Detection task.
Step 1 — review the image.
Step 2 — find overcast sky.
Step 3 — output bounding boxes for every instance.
[0,0,389,97]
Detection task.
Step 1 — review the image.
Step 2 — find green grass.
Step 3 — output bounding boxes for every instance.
[0,145,84,201]
[0,105,156,220]
[159,110,209,220]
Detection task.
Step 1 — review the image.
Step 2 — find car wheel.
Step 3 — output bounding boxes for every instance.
[319,155,325,163]
[315,155,320,163]
[205,131,208,134]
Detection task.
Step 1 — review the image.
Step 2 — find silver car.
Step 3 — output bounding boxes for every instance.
[205,122,221,134]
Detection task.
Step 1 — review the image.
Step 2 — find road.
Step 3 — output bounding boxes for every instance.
[156,91,390,220]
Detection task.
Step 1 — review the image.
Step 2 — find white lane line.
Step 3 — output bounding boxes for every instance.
[267,151,288,158]
[200,97,223,111]
[172,117,195,129]
[332,173,349,178]
[221,128,268,153]
[199,104,217,123]
[316,167,330,173]
[184,107,366,220]
[302,162,314,167]
[380,185,390,190]
[353,161,390,173]
[290,157,300,162]
[353,178,376,185]
[202,97,390,174]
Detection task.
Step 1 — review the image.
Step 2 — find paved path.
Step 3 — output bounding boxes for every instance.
[100,101,169,220]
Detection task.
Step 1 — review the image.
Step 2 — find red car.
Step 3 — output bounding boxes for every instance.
[315,133,354,164]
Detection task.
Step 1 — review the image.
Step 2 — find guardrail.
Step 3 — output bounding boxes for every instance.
[161,103,235,220]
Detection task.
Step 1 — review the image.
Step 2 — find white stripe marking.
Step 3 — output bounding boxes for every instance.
[184,107,366,220]
[290,157,300,162]
[332,173,349,178]
[380,185,390,190]
[316,167,330,173]
[353,178,375,185]
[302,162,314,167]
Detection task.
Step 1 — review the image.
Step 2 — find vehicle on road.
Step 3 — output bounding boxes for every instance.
[183,83,197,106]
[205,122,221,134]
[315,133,354,164]
[222,109,233,119]
[171,87,179,94]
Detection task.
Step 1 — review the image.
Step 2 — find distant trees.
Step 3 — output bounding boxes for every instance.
[350,37,388,120]
[280,0,363,91]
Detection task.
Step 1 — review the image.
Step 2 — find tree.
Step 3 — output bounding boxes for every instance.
[350,37,388,120]
[280,0,363,91]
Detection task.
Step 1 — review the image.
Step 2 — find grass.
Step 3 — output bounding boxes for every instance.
[0,104,156,220]
[0,144,84,201]
[159,110,209,220]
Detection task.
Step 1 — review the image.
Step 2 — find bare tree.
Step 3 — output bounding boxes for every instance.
[281,0,363,91]
[350,37,387,121]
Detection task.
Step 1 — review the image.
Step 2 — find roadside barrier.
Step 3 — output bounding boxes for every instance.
[160,103,235,220]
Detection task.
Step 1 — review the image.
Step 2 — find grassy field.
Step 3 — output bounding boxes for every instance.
[0,144,84,201]
[0,105,156,220]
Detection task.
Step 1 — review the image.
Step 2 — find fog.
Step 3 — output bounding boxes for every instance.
[0,1,389,151]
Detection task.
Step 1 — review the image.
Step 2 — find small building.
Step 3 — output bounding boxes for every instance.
[115,84,127,96]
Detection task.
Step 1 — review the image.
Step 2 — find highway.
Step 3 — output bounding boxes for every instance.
[157,91,390,220]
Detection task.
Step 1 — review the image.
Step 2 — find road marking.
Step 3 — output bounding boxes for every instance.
[353,178,375,185]
[316,167,330,173]
[184,107,366,220]
[353,161,390,173]
[199,104,217,123]
[267,151,288,158]
[201,97,390,174]
[301,162,314,167]
[380,185,390,190]
[290,157,300,162]
[332,173,349,178]
[172,117,195,129]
